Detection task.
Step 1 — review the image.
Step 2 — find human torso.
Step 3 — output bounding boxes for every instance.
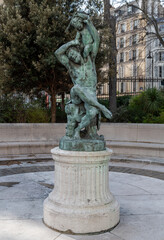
[68,56,97,91]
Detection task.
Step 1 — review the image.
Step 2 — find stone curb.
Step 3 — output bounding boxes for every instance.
[0,153,164,166]
[0,164,164,181]
[111,154,164,166]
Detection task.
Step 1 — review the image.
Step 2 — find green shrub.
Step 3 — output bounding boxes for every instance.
[127,88,164,123]
[56,107,67,123]
[1,89,164,124]
[117,95,131,108]
[0,94,26,123]
[26,107,50,123]
[98,99,109,109]
[0,94,51,123]
[98,95,132,109]
[130,88,164,114]
[143,111,164,124]
[156,111,164,123]
[110,89,164,123]
[111,106,131,123]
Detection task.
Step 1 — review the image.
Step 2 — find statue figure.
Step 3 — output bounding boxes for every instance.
[68,12,94,61]
[55,12,112,151]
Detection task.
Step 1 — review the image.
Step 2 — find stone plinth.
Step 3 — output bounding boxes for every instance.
[43,147,120,234]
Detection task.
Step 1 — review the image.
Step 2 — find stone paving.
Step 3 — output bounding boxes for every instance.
[0,159,164,240]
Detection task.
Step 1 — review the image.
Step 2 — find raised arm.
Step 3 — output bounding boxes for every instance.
[84,19,100,58]
[55,40,79,69]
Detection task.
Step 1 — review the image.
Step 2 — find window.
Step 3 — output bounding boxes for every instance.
[159,38,164,46]
[155,39,159,47]
[115,10,122,17]
[159,66,162,77]
[159,25,164,32]
[129,36,132,46]
[134,20,138,29]
[132,34,137,45]
[129,51,132,60]
[133,64,137,77]
[128,5,137,14]
[133,81,136,92]
[117,39,120,49]
[159,52,164,61]
[120,38,124,48]
[120,52,124,62]
[128,6,133,14]
[121,82,124,93]
[117,24,121,34]
[133,50,137,60]
[121,24,125,33]
[155,66,158,78]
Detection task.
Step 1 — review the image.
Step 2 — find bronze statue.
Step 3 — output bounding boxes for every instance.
[55,12,112,151]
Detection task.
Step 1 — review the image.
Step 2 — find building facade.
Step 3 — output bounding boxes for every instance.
[115,0,164,93]
[115,1,147,93]
[146,18,164,89]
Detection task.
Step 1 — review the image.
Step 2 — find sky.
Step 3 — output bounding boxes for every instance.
[112,0,122,7]
[113,0,164,7]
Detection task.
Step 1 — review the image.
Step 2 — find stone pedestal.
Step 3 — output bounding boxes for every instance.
[43,147,120,234]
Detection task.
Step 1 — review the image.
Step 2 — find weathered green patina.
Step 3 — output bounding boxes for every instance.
[55,12,112,151]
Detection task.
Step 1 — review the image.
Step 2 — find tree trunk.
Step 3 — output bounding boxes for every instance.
[103,0,117,113]
[51,92,56,123]
[109,16,117,113]
[109,77,117,112]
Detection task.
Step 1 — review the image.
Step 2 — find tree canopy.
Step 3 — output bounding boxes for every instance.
[0,0,116,122]
[0,0,82,122]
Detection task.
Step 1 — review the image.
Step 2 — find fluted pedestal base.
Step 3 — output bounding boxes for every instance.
[43,147,120,234]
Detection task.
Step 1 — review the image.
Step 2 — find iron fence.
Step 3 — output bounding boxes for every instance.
[55,78,164,104]
[97,77,164,100]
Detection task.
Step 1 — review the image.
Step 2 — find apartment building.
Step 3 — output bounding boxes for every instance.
[116,1,147,93]
[146,17,164,89]
[115,0,164,93]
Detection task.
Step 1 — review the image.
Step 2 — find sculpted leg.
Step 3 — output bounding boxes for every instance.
[65,103,80,138]
[83,44,93,59]
[74,104,98,139]
[71,86,112,119]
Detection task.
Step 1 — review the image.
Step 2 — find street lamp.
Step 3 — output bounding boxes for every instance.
[147,51,154,88]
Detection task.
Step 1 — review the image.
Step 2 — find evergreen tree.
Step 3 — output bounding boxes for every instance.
[0,0,81,122]
[0,0,118,121]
